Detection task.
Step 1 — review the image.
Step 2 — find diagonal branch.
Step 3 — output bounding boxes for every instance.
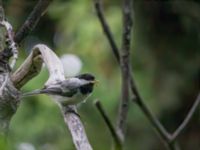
[170,93,200,141]
[135,97,172,144]
[93,0,176,149]
[61,105,93,150]
[94,0,120,61]
[14,0,53,44]
[94,100,122,150]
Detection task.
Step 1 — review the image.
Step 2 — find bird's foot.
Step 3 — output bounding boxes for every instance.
[62,105,81,118]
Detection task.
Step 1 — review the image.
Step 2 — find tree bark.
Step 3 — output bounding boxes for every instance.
[0,60,19,135]
[61,105,93,150]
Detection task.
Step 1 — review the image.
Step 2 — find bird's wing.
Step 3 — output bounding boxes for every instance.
[41,87,77,97]
[22,79,80,98]
[60,79,81,90]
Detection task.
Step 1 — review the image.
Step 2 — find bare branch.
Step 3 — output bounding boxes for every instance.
[61,105,93,150]
[11,50,43,89]
[171,93,200,141]
[116,0,133,141]
[94,0,120,61]
[135,98,172,145]
[94,100,122,150]
[93,0,176,149]
[12,44,64,89]
[14,0,53,44]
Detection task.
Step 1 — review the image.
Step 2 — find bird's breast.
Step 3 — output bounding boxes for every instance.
[51,92,90,105]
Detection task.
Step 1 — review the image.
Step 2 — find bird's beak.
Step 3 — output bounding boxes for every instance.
[91,80,99,86]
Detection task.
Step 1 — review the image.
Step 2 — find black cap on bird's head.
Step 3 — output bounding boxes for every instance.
[76,73,95,81]
[76,73,97,94]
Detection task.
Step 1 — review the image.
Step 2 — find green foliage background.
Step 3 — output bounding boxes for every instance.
[1,0,200,149]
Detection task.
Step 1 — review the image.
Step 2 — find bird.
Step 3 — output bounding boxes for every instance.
[22,73,98,105]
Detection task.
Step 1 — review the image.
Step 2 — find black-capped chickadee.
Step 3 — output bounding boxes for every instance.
[22,73,98,105]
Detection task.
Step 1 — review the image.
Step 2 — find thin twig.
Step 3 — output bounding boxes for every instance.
[14,0,53,44]
[116,0,132,141]
[93,0,176,149]
[170,93,200,141]
[135,98,173,148]
[94,100,122,150]
[94,0,120,61]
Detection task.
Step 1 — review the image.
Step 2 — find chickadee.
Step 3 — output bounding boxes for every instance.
[22,73,98,105]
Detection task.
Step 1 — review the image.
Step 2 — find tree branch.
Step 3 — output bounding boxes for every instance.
[93,0,177,149]
[0,3,19,136]
[94,100,122,150]
[14,0,53,44]
[170,93,200,141]
[11,50,43,89]
[135,98,173,147]
[94,0,120,61]
[116,0,132,141]
[61,105,93,150]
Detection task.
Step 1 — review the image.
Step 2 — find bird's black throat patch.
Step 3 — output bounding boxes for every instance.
[79,83,94,94]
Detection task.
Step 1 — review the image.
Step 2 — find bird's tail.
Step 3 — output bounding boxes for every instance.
[21,89,43,98]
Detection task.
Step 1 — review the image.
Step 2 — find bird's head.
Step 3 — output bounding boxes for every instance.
[76,73,98,94]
